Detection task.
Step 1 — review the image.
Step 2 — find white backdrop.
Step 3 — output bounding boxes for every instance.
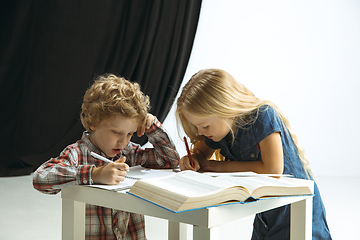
[160,0,360,177]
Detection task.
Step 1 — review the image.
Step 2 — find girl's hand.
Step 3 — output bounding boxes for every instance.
[137,113,156,137]
[91,156,129,185]
[179,155,200,171]
[197,159,224,173]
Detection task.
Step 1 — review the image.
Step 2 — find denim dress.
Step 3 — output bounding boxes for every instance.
[205,105,332,240]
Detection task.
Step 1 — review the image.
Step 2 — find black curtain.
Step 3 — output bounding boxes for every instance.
[0,0,202,177]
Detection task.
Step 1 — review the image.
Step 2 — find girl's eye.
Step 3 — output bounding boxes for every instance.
[113,131,121,135]
[203,126,209,129]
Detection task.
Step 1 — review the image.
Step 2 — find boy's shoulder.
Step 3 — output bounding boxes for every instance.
[59,132,91,155]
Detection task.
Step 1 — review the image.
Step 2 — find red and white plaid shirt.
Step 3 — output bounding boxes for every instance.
[33,118,179,240]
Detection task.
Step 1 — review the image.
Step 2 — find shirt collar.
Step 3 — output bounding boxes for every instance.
[81,131,100,153]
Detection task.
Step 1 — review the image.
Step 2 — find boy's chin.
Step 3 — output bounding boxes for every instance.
[112,149,121,155]
[101,151,115,158]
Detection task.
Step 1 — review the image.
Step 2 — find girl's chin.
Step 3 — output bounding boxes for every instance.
[211,137,222,142]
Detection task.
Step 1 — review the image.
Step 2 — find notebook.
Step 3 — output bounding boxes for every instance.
[86,165,177,191]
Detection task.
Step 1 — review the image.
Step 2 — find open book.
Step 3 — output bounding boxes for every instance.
[127,170,314,212]
[87,165,176,191]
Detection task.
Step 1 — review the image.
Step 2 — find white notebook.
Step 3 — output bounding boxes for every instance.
[87,165,177,191]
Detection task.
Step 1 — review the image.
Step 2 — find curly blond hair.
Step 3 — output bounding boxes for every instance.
[176,68,314,179]
[81,74,150,131]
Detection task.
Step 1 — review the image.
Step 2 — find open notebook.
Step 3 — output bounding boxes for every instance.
[86,165,177,191]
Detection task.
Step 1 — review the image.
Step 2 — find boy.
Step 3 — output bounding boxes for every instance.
[33,74,180,239]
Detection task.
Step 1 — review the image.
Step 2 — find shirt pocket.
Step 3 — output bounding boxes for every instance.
[239,143,261,161]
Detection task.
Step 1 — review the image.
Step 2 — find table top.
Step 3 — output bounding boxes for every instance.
[62,185,313,228]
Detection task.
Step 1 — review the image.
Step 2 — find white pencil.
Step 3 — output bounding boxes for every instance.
[90,152,113,164]
[90,152,129,171]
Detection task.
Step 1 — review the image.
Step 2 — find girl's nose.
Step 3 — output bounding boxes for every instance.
[197,128,203,136]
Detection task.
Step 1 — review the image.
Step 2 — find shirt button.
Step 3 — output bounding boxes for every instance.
[114,227,121,237]
[250,153,255,158]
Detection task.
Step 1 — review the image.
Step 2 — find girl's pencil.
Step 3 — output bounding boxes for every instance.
[183,136,195,168]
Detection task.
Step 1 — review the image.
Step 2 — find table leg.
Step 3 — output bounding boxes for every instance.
[62,199,85,240]
[193,225,219,240]
[290,197,313,240]
[168,221,188,240]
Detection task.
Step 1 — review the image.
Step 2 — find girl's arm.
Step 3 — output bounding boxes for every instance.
[192,132,284,174]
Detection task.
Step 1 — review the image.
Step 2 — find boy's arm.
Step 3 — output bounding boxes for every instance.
[124,117,180,168]
[33,145,94,194]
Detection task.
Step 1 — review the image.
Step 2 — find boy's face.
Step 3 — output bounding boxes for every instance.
[89,115,139,158]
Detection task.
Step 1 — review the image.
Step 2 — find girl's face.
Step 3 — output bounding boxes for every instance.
[183,111,235,142]
[89,115,139,158]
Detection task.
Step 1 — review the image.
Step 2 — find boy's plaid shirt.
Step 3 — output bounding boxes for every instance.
[33,118,179,240]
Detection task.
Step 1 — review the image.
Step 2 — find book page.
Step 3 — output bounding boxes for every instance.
[203,172,257,177]
[203,172,292,177]
[140,171,243,197]
[218,175,305,194]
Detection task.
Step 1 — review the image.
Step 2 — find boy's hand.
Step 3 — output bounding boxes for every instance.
[91,156,129,185]
[137,113,156,137]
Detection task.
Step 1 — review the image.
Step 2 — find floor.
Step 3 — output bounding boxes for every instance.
[0,174,358,240]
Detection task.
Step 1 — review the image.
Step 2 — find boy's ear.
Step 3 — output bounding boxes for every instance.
[89,125,96,131]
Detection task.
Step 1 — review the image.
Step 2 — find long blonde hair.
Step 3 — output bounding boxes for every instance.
[176,68,314,179]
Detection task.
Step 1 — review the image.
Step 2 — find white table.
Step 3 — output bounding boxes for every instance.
[61,185,313,240]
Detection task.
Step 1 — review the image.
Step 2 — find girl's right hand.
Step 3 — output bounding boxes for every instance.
[179,155,200,171]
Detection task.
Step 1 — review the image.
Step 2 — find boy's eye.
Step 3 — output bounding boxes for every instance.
[113,130,121,135]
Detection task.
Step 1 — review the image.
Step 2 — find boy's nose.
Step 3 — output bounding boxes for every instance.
[118,135,132,146]
[118,138,127,146]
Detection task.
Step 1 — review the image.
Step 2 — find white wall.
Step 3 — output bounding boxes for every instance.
[162,0,360,177]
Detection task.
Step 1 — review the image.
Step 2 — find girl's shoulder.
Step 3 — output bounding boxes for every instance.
[248,105,284,139]
[256,105,281,122]
[258,104,276,114]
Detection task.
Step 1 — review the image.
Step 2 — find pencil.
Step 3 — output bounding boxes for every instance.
[183,136,195,168]
[90,152,129,171]
[91,152,113,163]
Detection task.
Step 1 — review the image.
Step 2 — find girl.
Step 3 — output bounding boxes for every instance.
[176,69,332,240]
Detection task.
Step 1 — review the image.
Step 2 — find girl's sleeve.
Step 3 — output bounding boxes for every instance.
[124,118,180,168]
[252,105,283,142]
[32,145,94,195]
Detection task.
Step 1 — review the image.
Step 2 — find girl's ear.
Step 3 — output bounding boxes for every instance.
[89,125,96,131]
